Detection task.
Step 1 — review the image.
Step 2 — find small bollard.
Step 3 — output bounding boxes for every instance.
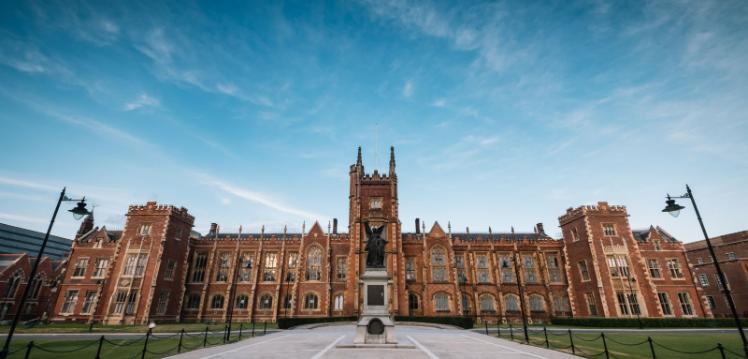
[601,332,610,359]
[177,329,184,353]
[485,321,489,335]
[95,335,105,359]
[203,326,209,347]
[497,323,501,338]
[647,336,656,359]
[23,341,33,359]
[568,329,575,355]
[717,343,726,359]
[264,320,267,335]
[239,323,243,339]
[509,323,514,341]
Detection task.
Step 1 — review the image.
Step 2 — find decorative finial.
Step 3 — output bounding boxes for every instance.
[261,225,265,238]
[489,226,492,235]
[283,225,287,236]
[327,220,331,234]
[239,225,243,240]
[511,226,515,234]
[466,226,470,235]
[302,221,306,235]
[389,146,396,176]
[422,221,426,235]
[448,221,452,233]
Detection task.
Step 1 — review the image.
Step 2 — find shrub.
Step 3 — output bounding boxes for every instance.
[277,316,357,329]
[394,316,474,329]
[550,317,748,328]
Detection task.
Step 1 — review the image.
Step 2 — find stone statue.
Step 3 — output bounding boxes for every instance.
[365,222,387,268]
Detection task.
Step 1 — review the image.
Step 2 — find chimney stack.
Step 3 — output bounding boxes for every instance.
[415,218,420,234]
[536,223,545,235]
[333,218,338,234]
[209,223,218,236]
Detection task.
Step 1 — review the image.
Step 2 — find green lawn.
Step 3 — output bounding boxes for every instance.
[482,327,745,358]
[0,321,277,334]
[5,330,271,359]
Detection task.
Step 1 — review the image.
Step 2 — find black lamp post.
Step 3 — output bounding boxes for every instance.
[662,184,748,358]
[512,252,530,344]
[225,255,251,342]
[0,188,90,359]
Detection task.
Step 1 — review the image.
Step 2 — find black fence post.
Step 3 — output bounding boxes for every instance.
[89,322,94,333]
[263,320,267,335]
[497,323,501,338]
[223,325,228,343]
[177,329,184,353]
[23,341,33,359]
[543,326,549,348]
[485,321,489,335]
[601,332,610,359]
[95,335,104,359]
[141,328,152,359]
[239,323,243,340]
[251,320,256,337]
[203,326,209,347]
[568,329,575,355]
[717,343,726,359]
[647,336,656,359]
[509,323,514,341]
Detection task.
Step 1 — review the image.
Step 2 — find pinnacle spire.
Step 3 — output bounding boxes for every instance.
[356,146,362,166]
[389,146,396,176]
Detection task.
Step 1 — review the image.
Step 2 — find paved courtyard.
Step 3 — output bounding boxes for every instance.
[168,324,579,359]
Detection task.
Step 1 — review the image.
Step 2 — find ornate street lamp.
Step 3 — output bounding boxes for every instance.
[0,188,90,359]
[662,184,748,358]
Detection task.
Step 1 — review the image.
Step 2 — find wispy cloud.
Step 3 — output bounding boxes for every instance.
[0,176,58,192]
[193,172,326,220]
[402,80,414,98]
[0,212,47,224]
[123,93,160,111]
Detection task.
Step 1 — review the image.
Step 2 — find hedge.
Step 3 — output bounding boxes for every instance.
[277,316,357,329]
[551,317,748,328]
[394,316,474,329]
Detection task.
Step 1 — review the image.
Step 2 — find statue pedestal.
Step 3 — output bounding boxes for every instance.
[353,268,397,345]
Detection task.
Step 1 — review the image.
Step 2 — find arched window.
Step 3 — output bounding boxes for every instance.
[259,294,273,309]
[306,247,322,281]
[461,293,471,315]
[334,294,344,311]
[431,246,447,282]
[434,292,449,312]
[211,295,224,309]
[4,271,23,298]
[530,295,545,312]
[505,294,519,312]
[186,294,201,309]
[408,292,420,310]
[304,293,319,310]
[235,294,249,309]
[28,275,44,299]
[480,294,495,312]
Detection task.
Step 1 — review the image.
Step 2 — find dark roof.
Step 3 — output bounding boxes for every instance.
[632,226,677,242]
[404,232,554,241]
[0,223,72,260]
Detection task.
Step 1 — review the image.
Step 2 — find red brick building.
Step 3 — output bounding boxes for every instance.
[49,147,708,324]
[685,231,748,318]
[559,203,708,318]
[0,253,60,321]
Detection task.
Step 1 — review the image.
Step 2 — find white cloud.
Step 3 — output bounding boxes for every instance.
[0,176,58,192]
[194,172,325,220]
[123,93,160,111]
[0,212,47,225]
[431,98,447,107]
[402,80,414,98]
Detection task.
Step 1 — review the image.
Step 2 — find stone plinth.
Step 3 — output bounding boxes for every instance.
[352,268,398,345]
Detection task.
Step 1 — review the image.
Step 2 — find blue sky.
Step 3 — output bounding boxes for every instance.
[1,1,746,242]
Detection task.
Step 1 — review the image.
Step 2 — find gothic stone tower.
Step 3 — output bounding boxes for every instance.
[349,146,402,315]
[101,202,194,324]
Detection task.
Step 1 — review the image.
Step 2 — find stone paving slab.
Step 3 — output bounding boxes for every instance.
[167,324,581,359]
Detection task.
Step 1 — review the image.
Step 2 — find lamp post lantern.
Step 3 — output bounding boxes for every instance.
[0,188,90,359]
[662,184,748,358]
